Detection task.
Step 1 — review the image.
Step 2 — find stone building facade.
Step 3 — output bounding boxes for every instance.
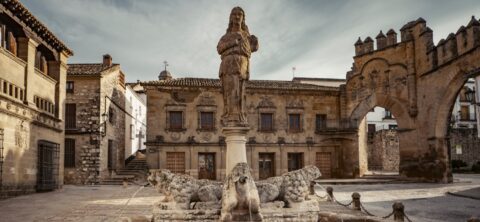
[0,0,72,198]
[63,55,126,184]
[367,129,399,171]
[143,77,359,180]
[450,128,480,167]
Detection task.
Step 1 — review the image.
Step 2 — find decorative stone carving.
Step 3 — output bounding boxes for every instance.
[218,6,258,127]
[220,162,262,221]
[147,169,223,210]
[257,165,321,207]
[198,93,216,106]
[257,96,275,108]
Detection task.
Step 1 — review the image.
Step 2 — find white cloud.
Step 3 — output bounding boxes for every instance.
[21,0,480,82]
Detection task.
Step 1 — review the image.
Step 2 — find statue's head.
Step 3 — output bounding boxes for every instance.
[227,6,249,34]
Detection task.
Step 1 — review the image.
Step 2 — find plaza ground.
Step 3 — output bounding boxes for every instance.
[0,174,478,222]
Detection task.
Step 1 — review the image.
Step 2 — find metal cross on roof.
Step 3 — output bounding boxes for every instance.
[163,61,169,71]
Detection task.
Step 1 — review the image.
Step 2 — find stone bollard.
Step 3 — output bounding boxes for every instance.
[326,186,334,202]
[351,192,361,211]
[392,202,405,221]
[309,181,315,195]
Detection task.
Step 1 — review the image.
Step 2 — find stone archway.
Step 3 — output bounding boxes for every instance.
[343,17,480,182]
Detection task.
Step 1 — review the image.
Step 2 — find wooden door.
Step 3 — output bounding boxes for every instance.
[258,153,275,180]
[198,153,216,180]
[287,153,304,172]
[316,152,332,178]
[166,152,185,174]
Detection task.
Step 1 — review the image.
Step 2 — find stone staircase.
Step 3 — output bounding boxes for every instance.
[100,158,149,185]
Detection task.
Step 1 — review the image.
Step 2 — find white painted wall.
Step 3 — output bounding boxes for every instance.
[125,85,147,156]
[451,80,477,129]
[365,107,397,131]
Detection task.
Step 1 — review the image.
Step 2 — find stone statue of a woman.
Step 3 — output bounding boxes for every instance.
[217,6,259,127]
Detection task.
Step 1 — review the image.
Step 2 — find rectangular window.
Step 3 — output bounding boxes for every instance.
[65,103,76,129]
[8,84,12,96]
[315,114,327,131]
[384,109,393,119]
[169,111,183,130]
[14,87,18,99]
[3,82,7,93]
[108,107,115,123]
[288,114,301,132]
[66,81,74,93]
[260,113,274,131]
[108,140,114,170]
[200,112,215,130]
[19,89,23,100]
[130,124,134,139]
[460,106,469,120]
[388,124,398,130]
[64,138,75,168]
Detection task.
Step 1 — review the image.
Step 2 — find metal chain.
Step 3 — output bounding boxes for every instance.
[381,211,395,219]
[333,198,353,207]
[359,202,376,216]
[403,212,413,222]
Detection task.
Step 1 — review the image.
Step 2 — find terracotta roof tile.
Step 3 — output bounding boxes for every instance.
[1,0,73,55]
[141,78,339,91]
[67,63,118,75]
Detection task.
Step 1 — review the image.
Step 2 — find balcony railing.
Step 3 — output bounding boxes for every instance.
[315,119,359,132]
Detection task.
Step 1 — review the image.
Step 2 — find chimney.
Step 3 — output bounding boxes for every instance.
[354,37,363,56]
[363,36,374,53]
[386,29,397,46]
[376,31,387,50]
[103,54,112,66]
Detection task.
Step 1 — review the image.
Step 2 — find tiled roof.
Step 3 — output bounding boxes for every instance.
[1,0,73,56]
[67,63,119,76]
[141,78,339,91]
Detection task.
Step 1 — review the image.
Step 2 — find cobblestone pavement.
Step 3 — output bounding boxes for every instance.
[0,174,479,222]
[315,174,480,222]
[0,185,159,222]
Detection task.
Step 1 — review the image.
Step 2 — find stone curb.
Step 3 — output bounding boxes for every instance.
[446,191,480,200]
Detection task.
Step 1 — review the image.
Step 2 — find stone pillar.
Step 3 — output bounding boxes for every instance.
[223,127,249,174]
[17,37,38,107]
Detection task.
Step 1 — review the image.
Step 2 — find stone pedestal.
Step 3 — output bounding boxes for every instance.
[223,127,249,174]
[221,126,263,221]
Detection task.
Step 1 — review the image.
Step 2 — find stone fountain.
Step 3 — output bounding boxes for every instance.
[146,7,378,222]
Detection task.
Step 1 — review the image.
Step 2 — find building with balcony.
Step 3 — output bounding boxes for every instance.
[64,55,127,184]
[0,0,73,198]
[142,73,359,180]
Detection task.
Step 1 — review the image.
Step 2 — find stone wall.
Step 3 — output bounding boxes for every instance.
[64,77,101,184]
[367,129,399,172]
[449,128,480,167]
[64,68,126,184]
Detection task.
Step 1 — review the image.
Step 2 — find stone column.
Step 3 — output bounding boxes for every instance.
[223,126,249,174]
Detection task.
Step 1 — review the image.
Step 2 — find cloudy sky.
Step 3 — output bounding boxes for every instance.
[21,0,480,82]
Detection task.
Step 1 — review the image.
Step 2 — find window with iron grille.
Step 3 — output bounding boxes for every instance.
[66,81,74,93]
[169,111,183,130]
[288,114,301,132]
[315,114,327,131]
[65,103,76,129]
[200,112,214,130]
[108,140,114,170]
[260,113,273,131]
[64,138,75,168]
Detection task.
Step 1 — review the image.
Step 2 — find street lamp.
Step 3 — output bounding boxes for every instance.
[465,88,476,105]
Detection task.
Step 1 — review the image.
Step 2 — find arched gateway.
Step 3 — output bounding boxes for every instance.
[344,17,480,182]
